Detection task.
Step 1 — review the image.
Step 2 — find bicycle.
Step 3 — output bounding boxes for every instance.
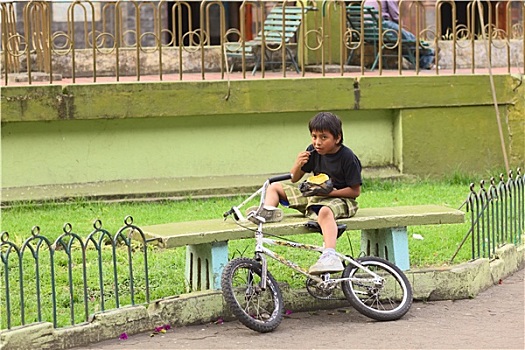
[221,174,413,333]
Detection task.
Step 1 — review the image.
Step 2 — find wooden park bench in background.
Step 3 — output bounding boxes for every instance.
[226,5,312,74]
[346,4,431,70]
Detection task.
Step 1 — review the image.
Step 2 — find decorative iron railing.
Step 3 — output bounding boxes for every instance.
[0,0,524,85]
[0,216,151,330]
[452,168,524,262]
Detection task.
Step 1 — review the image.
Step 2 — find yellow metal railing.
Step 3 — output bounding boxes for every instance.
[0,0,523,85]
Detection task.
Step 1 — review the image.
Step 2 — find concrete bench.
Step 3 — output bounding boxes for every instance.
[140,205,464,291]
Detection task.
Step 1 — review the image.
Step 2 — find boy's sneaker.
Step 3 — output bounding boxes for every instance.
[309,253,344,275]
[246,205,283,223]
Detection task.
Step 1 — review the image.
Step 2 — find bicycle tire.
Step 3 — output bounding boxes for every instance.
[341,256,413,321]
[221,257,284,333]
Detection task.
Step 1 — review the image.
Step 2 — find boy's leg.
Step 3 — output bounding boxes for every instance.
[308,205,343,275]
[245,183,286,223]
[264,182,287,207]
[317,206,338,249]
[282,184,308,214]
[249,183,307,223]
[308,198,357,274]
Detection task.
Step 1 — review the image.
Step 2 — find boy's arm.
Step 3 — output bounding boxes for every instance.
[329,184,361,199]
[290,165,305,183]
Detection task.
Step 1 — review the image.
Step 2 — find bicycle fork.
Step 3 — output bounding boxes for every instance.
[254,225,270,290]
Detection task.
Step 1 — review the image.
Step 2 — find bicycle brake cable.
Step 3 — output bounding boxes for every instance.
[231,219,301,242]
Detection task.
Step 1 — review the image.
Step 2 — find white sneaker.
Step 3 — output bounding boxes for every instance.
[309,253,344,275]
[246,205,283,223]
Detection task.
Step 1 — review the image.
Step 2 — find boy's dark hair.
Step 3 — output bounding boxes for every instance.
[308,112,344,145]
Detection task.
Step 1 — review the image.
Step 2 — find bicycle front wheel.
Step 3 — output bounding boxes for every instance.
[341,256,413,321]
[221,257,284,333]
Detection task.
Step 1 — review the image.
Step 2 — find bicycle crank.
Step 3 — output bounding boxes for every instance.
[305,277,346,300]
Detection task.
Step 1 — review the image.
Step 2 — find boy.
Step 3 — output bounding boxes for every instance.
[254,112,362,274]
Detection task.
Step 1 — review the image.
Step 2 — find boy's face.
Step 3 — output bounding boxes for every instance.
[310,129,341,155]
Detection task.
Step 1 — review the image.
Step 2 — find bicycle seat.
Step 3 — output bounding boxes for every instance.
[305,221,347,238]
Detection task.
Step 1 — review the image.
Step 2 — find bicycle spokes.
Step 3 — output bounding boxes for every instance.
[342,257,413,321]
[222,258,284,332]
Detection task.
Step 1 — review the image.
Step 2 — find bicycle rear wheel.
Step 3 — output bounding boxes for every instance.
[341,256,413,321]
[221,257,284,333]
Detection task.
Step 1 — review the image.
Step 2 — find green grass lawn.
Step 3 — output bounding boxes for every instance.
[0,177,475,328]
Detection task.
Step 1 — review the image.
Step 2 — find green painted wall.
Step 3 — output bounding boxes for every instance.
[401,105,510,175]
[1,75,523,201]
[0,111,393,187]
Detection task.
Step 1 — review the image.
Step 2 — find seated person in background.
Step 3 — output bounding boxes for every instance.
[364,0,436,69]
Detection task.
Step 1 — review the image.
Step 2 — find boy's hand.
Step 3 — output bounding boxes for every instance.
[290,151,310,183]
[295,151,311,167]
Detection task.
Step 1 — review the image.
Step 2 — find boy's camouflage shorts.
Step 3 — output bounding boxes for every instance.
[282,183,358,220]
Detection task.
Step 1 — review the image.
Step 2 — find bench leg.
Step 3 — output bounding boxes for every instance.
[185,241,228,292]
[370,50,380,71]
[286,48,300,73]
[346,48,355,65]
[360,227,410,270]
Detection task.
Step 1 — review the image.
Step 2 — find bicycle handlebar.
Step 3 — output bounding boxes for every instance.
[268,173,292,184]
[223,208,235,218]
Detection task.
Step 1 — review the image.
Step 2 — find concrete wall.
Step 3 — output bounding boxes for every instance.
[1,74,524,202]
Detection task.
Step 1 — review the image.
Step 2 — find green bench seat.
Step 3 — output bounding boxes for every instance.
[139,205,464,291]
[226,5,311,74]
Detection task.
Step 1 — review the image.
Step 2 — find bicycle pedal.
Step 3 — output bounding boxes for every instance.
[247,212,263,224]
[320,273,334,281]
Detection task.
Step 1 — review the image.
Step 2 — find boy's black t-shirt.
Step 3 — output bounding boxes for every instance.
[301,144,362,191]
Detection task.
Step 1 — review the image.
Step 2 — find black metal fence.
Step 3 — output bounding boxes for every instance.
[453,168,524,262]
[0,216,151,329]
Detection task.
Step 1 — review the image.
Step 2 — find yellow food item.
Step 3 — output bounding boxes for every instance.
[307,173,329,184]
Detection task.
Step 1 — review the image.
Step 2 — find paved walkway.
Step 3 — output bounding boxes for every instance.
[80,267,524,350]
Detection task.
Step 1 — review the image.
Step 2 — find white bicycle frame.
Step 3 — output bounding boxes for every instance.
[226,175,384,290]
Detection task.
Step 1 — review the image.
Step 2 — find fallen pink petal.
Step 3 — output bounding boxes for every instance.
[119,333,128,340]
[285,310,293,315]
[214,317,224,324]
[163,324,171,330]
